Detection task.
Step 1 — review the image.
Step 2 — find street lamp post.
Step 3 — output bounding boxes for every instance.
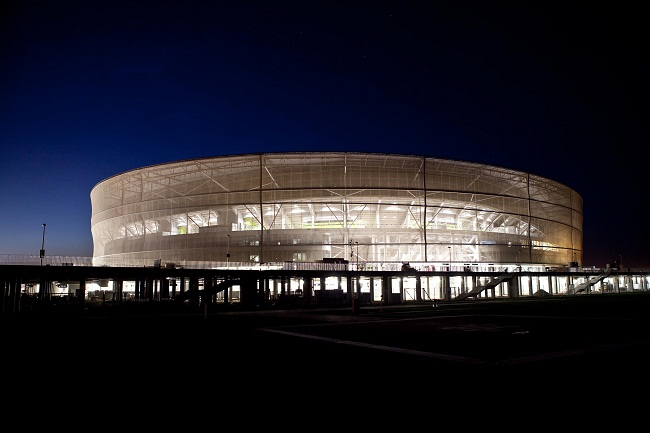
[226,234,231,269]
[40,223,46,266]
[355,241,359,269]
[448,245,452,271]
[349,240,353,266]
[354,241,360,305]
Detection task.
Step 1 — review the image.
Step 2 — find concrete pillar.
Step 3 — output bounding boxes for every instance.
[114,280,123,302]
[170,278,177,298]
[281,276,287,297]
[444,275,451,301]
[382,276,391,304]
[509,275,520,298]
[346,275,353,303]
[397,277,404,304]
[263,277,270,305]
[303,276,312,305]
[530,276,535,296]
[161,277,170,299]
[240,276,258,307]
[188,276,199,309]
[146,278,154,301]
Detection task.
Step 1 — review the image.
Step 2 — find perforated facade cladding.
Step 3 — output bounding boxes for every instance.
[90,152,582,268]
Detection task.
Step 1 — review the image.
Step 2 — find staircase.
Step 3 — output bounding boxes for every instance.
[174,278,239,303]
[454,272,516,301]
[571,270,612,294]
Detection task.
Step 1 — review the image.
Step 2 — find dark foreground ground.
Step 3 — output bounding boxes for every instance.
[4,292,650,409]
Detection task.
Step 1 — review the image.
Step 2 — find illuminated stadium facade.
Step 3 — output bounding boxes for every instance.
[90,152,582,271]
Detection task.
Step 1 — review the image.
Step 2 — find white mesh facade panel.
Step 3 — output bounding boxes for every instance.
[90,152,582,268]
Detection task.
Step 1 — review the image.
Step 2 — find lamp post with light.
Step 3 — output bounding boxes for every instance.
[355,241,359,269]
[448,245,452,271]
[226,234,231,269]
[349,240,353,268]
[40,223,46,266]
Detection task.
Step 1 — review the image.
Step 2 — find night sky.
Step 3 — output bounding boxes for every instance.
[1,1,647,268]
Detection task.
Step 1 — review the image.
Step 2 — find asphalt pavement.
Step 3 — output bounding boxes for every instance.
[4,292,650,400]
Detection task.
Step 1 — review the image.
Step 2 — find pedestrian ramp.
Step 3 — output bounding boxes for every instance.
[453,272,516,301]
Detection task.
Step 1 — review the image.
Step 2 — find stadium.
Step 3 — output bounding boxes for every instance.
[90,152,582,271]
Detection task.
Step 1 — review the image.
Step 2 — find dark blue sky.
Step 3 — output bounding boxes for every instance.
[1,1,647,268]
